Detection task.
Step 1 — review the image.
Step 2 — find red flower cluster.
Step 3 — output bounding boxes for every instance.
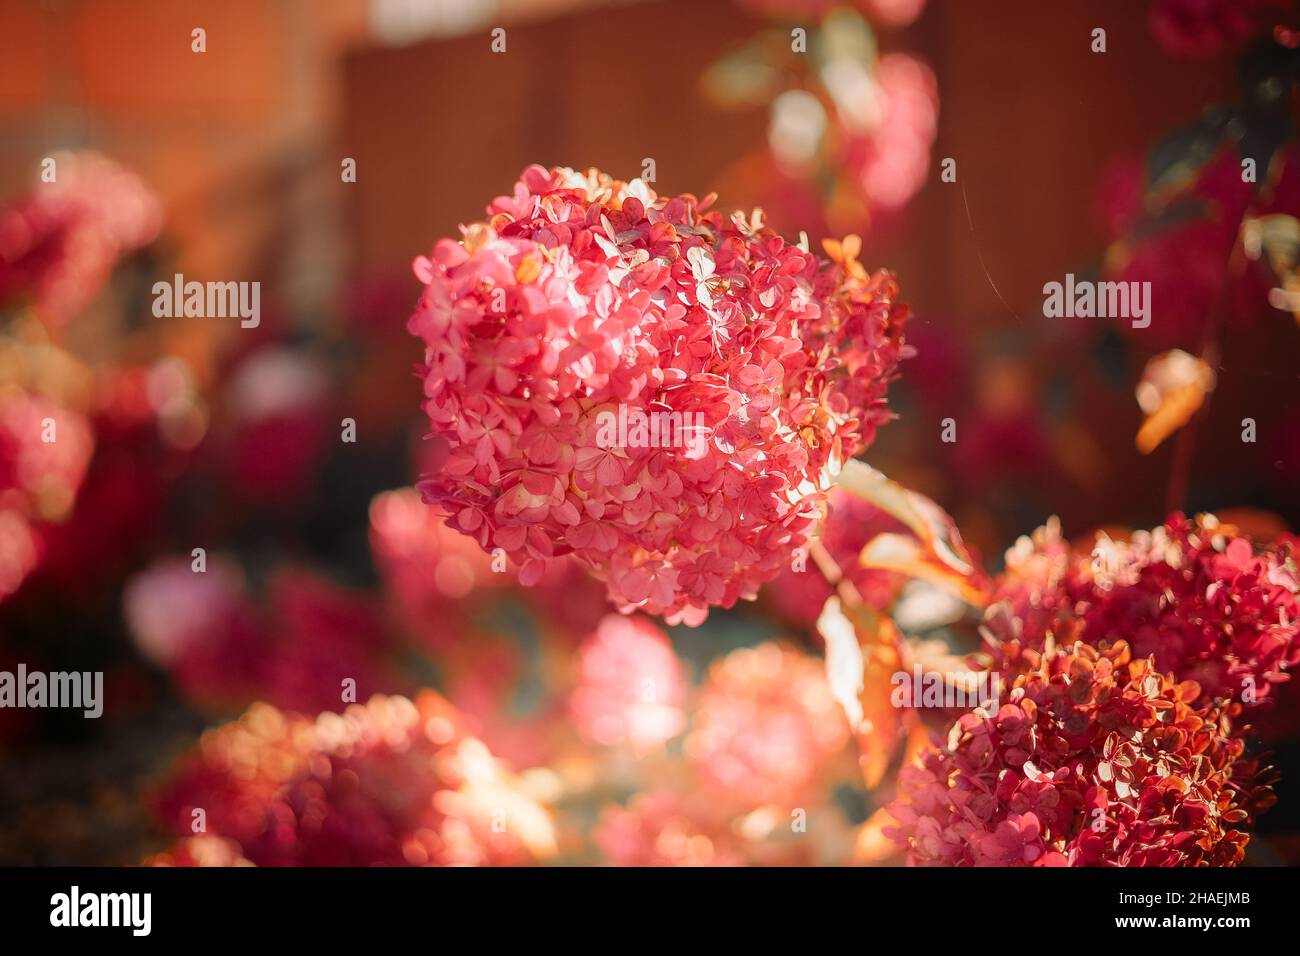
[989,514,1300,708]
[888,640,1273,866]
[888,513,1296,866]
[152,693,555,866]
[408,165,908,623]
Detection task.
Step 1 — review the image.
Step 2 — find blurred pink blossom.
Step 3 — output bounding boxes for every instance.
[0,152,162,324]
[685,642,850,805]
[570,614,686,752]
[1149,0,1289,59]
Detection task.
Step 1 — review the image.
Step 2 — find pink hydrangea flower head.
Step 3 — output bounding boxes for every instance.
[408,165,909,623]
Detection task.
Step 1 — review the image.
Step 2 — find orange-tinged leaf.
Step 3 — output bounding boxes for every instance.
[853,806,903,864]
[1134,349,1215,454]
[902,713,933,767]
[817,596,907,788]
[1135,384,1205,453]
[836,459,991,606]
[819,595,866,731]
[860,533,991,606]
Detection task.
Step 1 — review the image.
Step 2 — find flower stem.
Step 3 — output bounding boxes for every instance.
[809,538,863,608]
